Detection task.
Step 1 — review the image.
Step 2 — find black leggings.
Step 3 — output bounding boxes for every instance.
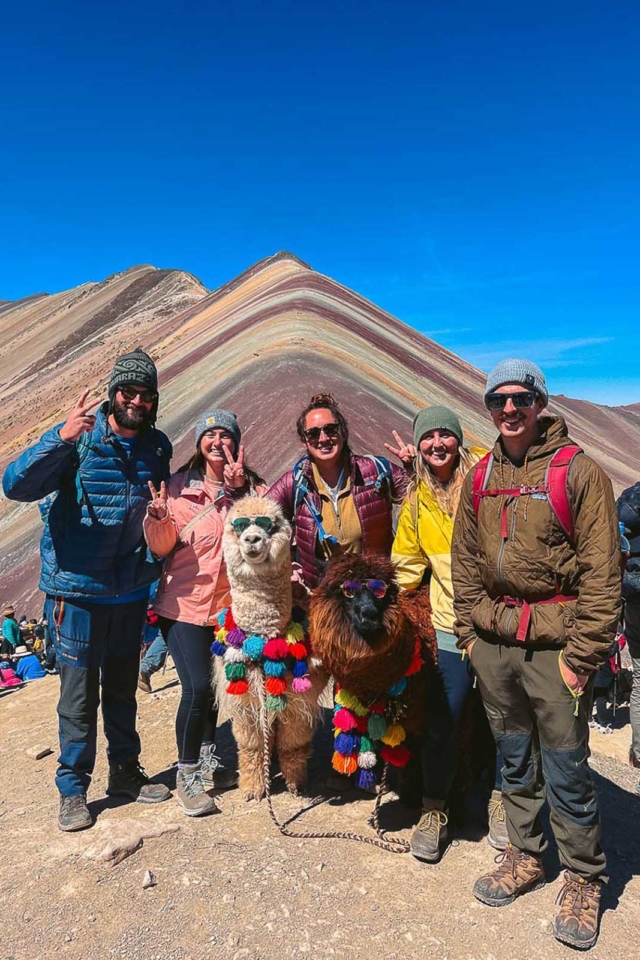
[159,618,218,764]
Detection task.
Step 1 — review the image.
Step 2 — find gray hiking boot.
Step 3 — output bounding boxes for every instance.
[410,800,449,862]
[487,789,509,851]
[199,743,238,791]
[176,765,219,817]
[58,793,93,832]
[107,759,171,804]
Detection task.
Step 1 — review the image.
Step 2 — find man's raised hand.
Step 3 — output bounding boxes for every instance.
[147,480,169,519]
[223,444,247,489]
[59,390,102,443]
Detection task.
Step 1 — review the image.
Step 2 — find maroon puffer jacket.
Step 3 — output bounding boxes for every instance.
[268,453,409,590]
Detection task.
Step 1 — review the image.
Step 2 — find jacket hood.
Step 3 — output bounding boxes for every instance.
[492,415,576,463]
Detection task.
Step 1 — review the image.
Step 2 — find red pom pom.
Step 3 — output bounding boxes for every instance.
[227,679,249,695]
[354,715,369,733]
[369,701,385,715]
[263,638,289,660]
[334,708,358,731]
[265,676,287,696]
[380,743,411,767]
[289,642,308,660]
[224,609,236,630]
[406,655,423,676]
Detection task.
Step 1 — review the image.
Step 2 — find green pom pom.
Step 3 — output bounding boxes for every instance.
[266,694,287,712]
[225,662,246,681]
[368,714,387,740]
[359,735,375,753]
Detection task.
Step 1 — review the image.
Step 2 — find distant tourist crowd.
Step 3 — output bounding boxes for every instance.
[2,346,639,952]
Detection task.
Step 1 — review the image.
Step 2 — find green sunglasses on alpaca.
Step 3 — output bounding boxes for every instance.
[231,516,275,534]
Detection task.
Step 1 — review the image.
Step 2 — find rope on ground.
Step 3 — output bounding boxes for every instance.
[259,679,410,854]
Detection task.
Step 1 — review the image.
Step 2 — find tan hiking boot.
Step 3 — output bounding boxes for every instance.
[473,844,545,906]
[137,671,152,694]
[553,871,602,951]
[410,799,449,862]
[487,789,509,851]
[176,765,219,817]
[199,743,238,791]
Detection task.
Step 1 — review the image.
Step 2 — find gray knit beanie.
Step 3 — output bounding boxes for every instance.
[109,348,158,400]
[413,405,463,447]
[484,358,549,407]
[195,410,241,449]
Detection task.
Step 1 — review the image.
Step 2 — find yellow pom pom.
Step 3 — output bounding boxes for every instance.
[381,723,406,747]
[335,688,368,716]
[216,627,228,642]
[285,622,305,644]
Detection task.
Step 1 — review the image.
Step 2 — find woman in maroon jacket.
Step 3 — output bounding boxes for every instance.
[268,393,413,594]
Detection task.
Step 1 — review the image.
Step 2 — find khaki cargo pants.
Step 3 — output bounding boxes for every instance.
[470,638,606,881]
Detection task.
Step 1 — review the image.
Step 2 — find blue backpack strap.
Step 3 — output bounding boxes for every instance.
[74,431,93,505]
[361,454,393,496]
[291,455,338,545]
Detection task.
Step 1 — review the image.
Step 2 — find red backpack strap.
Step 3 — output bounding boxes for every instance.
[472,453,494,521]
[545,445,582,542]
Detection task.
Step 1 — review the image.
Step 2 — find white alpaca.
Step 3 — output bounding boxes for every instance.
[212,495,326,800]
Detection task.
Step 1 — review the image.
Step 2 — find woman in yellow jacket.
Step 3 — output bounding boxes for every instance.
[392,406,504,862]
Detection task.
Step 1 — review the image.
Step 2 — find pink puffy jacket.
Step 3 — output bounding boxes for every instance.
[144,470,265,628]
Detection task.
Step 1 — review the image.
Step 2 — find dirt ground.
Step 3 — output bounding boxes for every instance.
[1,665,639,960]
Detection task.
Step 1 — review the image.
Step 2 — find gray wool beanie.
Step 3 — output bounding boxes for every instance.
[195,410,241,449]
[108,348,158,400]
[413,405,463,447]
[484,358,549,407]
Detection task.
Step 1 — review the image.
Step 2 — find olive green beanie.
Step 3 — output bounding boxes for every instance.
[412,405,463,447]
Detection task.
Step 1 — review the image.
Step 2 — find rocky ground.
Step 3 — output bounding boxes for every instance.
[1,666,639,960]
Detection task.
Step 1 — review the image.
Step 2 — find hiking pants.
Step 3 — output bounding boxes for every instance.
[626,599,640,763]
[45,595,147,797]
[470,638,606,881]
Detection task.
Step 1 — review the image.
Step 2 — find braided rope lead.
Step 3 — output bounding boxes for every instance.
[259,677,410,854]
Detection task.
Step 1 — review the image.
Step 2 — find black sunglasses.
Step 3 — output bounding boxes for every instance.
[231,516,275,534]
[485,391,537,411]
[119,386,157,404]
[303,422,341,443]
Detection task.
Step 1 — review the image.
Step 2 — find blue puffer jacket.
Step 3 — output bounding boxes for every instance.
[2,405,172,600]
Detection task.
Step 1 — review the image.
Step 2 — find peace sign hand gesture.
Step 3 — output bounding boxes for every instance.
[59,390,102,443]
[223,444,247,489]
[147,480,169,520]
[384,430,417,466]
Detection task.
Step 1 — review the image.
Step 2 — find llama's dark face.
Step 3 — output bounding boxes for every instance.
[339,577,392,641]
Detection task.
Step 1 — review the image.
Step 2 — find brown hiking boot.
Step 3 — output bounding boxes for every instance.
[487,789,509,851]
[553,871,602,951]
[137,672,152,694]
[473,844,545,907]
[410,800,449,863]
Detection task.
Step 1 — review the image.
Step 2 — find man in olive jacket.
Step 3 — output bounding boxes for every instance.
[452,359,621,952]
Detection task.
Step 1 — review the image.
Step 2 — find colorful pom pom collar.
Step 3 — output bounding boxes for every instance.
[331,638,423,790]
[211,606,311,712]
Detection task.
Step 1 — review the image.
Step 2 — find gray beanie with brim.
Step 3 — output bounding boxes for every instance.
[413,406,463,447]
[484,358,549,407]
[195,410,241,449]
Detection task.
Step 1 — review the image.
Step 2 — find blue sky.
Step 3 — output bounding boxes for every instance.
[1,1,638,405]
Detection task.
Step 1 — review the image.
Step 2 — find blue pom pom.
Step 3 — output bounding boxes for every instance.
[216,608,228,628]
[292,660,308,678]
[264,659,287,677]
[242,636,265,661]
[356,768,377,790]
[210,641,227,657]
[388,676,408,697]
[335,733,360,756]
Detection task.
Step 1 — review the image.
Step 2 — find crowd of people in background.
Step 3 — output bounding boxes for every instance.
[2,346,639,952]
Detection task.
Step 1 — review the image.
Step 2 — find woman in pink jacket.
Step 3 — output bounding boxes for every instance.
[144,410,265,817]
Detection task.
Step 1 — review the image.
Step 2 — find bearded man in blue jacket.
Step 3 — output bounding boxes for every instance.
[3,348,173,831]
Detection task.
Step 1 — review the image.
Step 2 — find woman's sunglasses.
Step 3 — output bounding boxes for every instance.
[303,422,341,444]
[341,579,388,599]
[119,386,157,404]
[231,516,275,534]
[485,391,537,411]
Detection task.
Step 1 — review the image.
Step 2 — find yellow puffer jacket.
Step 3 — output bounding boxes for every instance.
[392,448,486,632]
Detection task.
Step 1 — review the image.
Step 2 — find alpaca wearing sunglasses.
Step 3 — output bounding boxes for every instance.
[213,495,327,800]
